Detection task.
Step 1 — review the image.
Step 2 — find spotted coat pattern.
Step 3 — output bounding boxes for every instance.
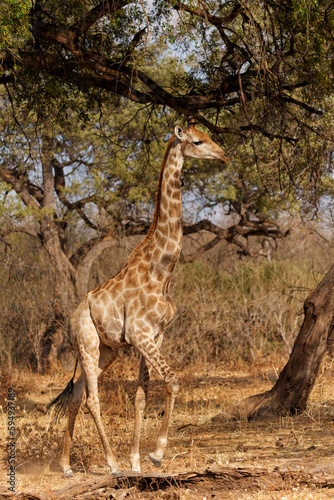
[58,123,230,475]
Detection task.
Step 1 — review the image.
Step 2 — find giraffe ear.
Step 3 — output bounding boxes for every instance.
[175,126,184,140]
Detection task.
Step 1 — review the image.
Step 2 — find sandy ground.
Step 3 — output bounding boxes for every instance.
[1,355,334,498]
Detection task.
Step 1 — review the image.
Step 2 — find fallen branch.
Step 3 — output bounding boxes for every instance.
[3,463,334,500]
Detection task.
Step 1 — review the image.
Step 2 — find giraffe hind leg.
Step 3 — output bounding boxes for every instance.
[82,343,119,473]
[54,343,118,476]
[59,373,85,476]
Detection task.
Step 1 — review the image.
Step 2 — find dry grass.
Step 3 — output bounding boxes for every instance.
[1,355,334,498]
[165,256,319,366]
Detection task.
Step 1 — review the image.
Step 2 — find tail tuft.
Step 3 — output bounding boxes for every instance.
[47,378,74,421]
[47,359,78,421]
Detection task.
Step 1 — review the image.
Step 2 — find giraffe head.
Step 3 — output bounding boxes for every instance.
[175,123,230,164]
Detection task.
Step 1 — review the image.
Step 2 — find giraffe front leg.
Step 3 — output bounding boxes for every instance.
[130,356,149,472]
[131,334,178,469]
[149,372,179,467]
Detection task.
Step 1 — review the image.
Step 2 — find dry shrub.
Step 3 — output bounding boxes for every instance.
[0,234,55,371]
[165,257,319,365]
[1,228,333,370]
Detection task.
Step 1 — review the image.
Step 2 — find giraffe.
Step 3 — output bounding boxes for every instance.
[48,120,230,476]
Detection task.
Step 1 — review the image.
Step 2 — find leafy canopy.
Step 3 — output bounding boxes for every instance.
[0,0,334,255]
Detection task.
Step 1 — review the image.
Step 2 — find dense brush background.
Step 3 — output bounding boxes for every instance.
[2,226,332,372]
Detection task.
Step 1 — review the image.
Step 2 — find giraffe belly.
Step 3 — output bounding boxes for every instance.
[95,318,127,349]
[88,294,128,349]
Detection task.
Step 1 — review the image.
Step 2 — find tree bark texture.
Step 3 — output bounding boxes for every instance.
[34,131,76,368]
[75,236,118,300]
[40,217,76,315]
[40,132,76,316]
[231,264,334,420]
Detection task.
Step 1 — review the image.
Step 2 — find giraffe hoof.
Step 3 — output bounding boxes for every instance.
[63,469,73,478]
[109,466,121,476]
[148,453,162,468]
[131,467,141,473]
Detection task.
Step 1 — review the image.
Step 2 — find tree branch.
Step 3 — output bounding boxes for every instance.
[0,236,12,252]
[71,0,131,36]
[182,218,288,262]
[173,1,242,26]
[75,235,119,298]
[53,159,98,231]
[0,0,323,149]
[282,95,323,115]
[0,167,41,209]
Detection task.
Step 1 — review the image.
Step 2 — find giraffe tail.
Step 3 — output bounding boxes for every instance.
[47,359,78,421]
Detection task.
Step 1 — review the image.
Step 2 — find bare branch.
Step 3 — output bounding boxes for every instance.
[182,218,288,262]
[0,236,12,252]
[173,1,242,26]
[282,95,323,115]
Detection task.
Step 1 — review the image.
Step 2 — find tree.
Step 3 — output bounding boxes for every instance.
[1,0,334,233]
[232,263,334,420]
[1,0,334,415]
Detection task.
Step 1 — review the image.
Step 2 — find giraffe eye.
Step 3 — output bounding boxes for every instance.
[193,141,203,146]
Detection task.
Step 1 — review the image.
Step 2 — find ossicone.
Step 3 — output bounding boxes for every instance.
[187,116,197,127]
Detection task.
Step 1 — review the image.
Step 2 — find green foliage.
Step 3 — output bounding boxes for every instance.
[0,0,333,226]
[0,0,31,56]
[292,0,319,21]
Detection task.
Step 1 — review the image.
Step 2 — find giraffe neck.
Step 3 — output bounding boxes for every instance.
[149,137,184,273]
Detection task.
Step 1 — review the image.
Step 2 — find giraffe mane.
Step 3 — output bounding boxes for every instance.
[93,135,177,291]
[125,135,176,262]
[147,134,176,238]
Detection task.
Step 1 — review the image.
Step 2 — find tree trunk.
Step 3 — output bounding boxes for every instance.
[75,236,118,300]
[40,216,76,315]
[75,235,139,299]
[231,264,334,420]
[38,130,76,369]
